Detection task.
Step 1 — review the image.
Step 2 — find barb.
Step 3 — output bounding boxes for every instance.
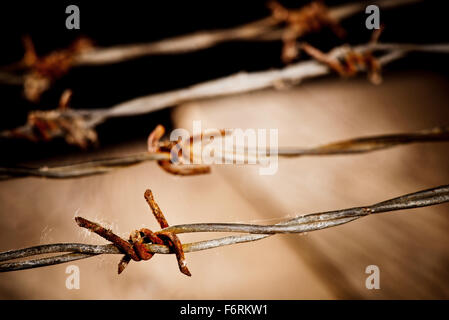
[0,125,448,180]
[146,124,212,176]
[0,184,448,274]
[0,89,98,149]
[9,36,93,102]
[0,0,423,101]
[75,189,191,276]
[268,1,346,63]
[301,41,382,84]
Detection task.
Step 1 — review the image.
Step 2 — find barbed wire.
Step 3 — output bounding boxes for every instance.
[81,42,449,124]
[0,0,420,102]
[75,0,419,65]
[0,184,448,275]
[2,40,448,148]
[0,125,448,180]
[0,42,449,148]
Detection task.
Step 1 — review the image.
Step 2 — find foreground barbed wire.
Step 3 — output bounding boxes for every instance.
[0,184,448,275]
[0,125,448,180]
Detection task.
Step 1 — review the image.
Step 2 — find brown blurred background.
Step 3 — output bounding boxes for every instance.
[0,1,449,299]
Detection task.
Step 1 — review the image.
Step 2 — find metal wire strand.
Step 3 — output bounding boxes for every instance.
[0,126,448,180]
[0,184,447,273]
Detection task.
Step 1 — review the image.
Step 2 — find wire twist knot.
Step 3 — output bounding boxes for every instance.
[268,1,346,63]
[147,124,218,176]
[75,189,191,276]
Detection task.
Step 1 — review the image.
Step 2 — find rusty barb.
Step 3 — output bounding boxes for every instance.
[301,27,385,84]
[147,124,213,176]
[268,0,346,63]
[0,89,98,149]
[17,36,94,102]
[76,189,191,276]
[302,42,381,84]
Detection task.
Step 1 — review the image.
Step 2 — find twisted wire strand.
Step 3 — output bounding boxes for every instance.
[1,126,448,180]
[95,42,449,122]
[0,184,447,272]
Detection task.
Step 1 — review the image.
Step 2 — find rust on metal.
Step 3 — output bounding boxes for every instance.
[75,217,139,261]
[302,42,382,84]
[157,231,191,276]
[146,124,212,176]
[0,89,98,148]
[75,189,191,276]
[144,189,170,228]
[301,28,384,84]
[268,1,346,63]
[21,36,94,102]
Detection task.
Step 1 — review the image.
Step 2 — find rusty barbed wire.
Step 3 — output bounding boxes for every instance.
[0,0,420,101]
[74,0,419,65]
[0,125,448,180]
[2,41,449,148]
[0,89,98,148]
[146,124,212,176]
[0,184,448,274]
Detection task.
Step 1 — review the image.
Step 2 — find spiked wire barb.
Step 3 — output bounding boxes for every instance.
[75,190,190,276]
